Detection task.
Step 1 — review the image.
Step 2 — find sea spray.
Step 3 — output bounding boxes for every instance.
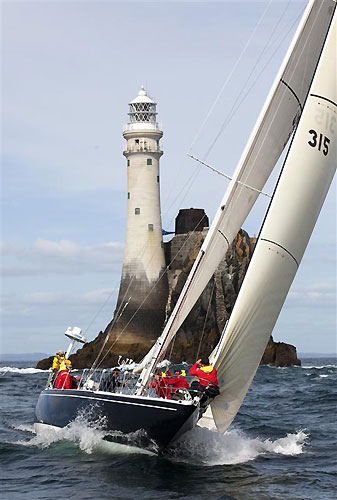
[166,427,309,466]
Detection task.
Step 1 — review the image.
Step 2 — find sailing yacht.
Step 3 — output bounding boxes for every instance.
[35,0,336,450]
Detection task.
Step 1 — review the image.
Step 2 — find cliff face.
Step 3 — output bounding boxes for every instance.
[162,229,253,362]
[36,229,300,369]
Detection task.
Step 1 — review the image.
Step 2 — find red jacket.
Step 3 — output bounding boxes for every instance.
[150,373,172,399]
[189,363,219,387]
[54,370,76,390]
[168,376,190,392]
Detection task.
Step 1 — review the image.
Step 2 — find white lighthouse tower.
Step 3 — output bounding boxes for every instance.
[122,86,166,282]
[112,87,169,355]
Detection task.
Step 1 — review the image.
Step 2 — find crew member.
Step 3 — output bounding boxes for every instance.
[150,368,172,399]
[52,350,65,372]
[54,360,77,389]
[168,369,190,393]
[104,369,122,392]
[189,356,218,392]
[160,366,172,379]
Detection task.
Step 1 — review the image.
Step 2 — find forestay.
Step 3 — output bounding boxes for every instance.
[136,0,336,394]
[211,8,336,433]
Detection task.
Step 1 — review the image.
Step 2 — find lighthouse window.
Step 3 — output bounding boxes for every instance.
[135,208,140,215]
[147,159,152,165]
[135,139,139,144]
[148,224,154,232]
[127,160,130,166]
[157,176,159,183]
[128,192,130,199]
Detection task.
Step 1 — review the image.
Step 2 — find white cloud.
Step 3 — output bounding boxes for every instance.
[1,239,124,276]
[1,288,117,330]
[287,282,336,309]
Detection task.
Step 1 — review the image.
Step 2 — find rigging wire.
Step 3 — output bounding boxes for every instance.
[188,0,274,155]
[86,299,130,377]
[165,2,301,236]
[187,154,272,198]
[196,278,216,361]
[204,5,303,159]
[167,330,177,362]
[159,4,278,231]
[209,0,314,208]
[82,286,117,336]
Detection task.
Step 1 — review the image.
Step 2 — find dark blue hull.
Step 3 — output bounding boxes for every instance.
[35,389,199,449]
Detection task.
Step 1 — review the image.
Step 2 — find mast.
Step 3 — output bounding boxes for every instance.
[211,6,336,434]
[135,0,336,395]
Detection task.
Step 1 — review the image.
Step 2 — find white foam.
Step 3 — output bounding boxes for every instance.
[17,418,109,454]
[0,366,47,374]
[259,430,308,456]
[168,427,309,466]
[15,414,155,456]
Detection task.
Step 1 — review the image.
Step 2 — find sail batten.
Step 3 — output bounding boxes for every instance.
[211,7,336,433]
[136,0,336,395]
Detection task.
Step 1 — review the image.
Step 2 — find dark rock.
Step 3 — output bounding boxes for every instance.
[36,356,53,370]
[175,208,209,234]
[260,336,301,366]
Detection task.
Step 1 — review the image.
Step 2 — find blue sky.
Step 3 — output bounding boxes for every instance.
[1,0,336,356]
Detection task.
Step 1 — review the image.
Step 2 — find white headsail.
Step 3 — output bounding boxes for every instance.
[211,8,336,433]
[135,0,336,394]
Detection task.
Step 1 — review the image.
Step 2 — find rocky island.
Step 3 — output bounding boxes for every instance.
[37,209,300,370]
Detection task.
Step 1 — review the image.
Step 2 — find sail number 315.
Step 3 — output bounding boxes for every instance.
[308,129,330,156]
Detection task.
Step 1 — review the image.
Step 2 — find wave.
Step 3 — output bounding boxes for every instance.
[302,364,336,370]
[0,366,47,374]
[262,364,336,371]
[304,373,335,380]
[166,427,309,466]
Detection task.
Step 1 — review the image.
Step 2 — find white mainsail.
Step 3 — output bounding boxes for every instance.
[211,9,336,433]
[135,0,335,392]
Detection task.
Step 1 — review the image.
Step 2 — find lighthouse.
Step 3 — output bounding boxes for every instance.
[112,87,169,357]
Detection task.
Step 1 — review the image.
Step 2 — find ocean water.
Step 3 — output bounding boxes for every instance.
[1,358,336,500]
